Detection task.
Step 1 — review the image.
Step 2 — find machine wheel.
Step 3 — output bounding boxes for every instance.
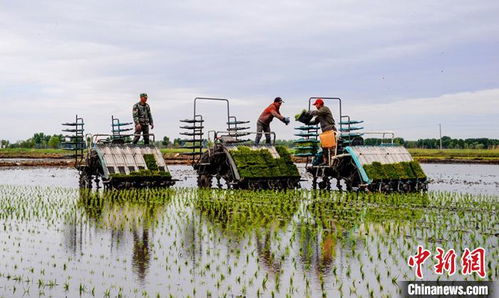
[197,174,213,188]
[336,178,343,191]
[312,175,318,190]
[79,172,92,189]
[267,179,280,190]
[248,180,260,190]
[345,179,353,192]
[287,178,299,189]
[318,177,331,190]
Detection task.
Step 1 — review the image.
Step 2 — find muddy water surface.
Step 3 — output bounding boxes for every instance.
[0,186,496,297]
[0,164,497,194]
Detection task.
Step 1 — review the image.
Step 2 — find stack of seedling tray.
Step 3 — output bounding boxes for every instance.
[61,114,86,165]
[339,115,364,146]
[111,115,133,142]
[293,125,320,157]
[179,115,205,162]
[293,110,320,158]
[225,116,251,143]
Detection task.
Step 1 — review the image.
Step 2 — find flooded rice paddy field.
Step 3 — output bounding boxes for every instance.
[0,164,498,194]
[0,164,497,297]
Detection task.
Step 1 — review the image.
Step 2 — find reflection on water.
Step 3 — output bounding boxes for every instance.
[256,231,283,275]
[66,188,427,293]
[0,186,496,297]
[132,228,150,283]
[1,163,498,194]
[63,190,172,284]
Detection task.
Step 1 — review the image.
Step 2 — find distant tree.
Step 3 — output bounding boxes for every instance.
[162,136,170,147]
[0,140,9,148]
[400,137,498,149]
[404,140,418,148]
[441,136,452,148]
[173,138,182,147]
[33,133,46,148]
[48,135,61,149]
[19,139,35,148]
[393,137,405,145]
[274,139,294,147]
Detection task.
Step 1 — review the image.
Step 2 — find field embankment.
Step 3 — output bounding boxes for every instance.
[408,148,499,164]
[1,148,499,167]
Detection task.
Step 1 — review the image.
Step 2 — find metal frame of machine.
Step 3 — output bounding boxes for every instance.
[62,96,427,193]
[63,115,176,189]
[295,97,428,192]
[180,97,301,189]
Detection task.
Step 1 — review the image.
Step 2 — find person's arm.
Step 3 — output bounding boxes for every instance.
[307,109,320,124]
[310,107,328,117]
[270,107,285,121]
[309,109,319,116]
[147,105,154,128]
[309,117,319,125]
[133,104,139,124]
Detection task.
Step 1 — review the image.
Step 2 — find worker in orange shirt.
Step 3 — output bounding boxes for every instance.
[255,97,290,145]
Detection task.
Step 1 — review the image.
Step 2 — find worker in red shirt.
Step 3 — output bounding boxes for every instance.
[255,97,290,145]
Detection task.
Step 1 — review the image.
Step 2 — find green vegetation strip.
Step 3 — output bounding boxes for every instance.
[229,146,300,178]
[408,148,499,160]
[363,161,426,180]
[143,154,158,170]
[109,169,171,178]
[195,189,300,237]
[109,154,171,178]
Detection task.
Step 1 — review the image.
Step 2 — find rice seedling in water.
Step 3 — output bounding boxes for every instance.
[0,184,496,296]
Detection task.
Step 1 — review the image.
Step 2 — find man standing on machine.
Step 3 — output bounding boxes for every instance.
[308,98,337,165]
[255,97,290,145]
[132,93,154,145]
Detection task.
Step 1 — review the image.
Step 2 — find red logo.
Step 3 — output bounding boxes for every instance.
[434,247,457,275]
[408,245,431,279]
[408,246,486,279]
[461,247,486,278]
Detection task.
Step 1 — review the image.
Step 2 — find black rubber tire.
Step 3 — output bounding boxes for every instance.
[197,174,212,188]
[79,173,92,189]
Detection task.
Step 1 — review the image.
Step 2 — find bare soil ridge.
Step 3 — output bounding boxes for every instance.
[1,148,498,167]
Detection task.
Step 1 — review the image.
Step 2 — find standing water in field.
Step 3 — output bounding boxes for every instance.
[0,186,496,297]
[1,163,498,194]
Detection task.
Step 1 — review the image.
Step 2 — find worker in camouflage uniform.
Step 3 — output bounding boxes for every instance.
[132,93,154,145]
[255,97,290,145]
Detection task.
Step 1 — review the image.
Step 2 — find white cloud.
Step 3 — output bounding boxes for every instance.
[352,88,499,117]
[0,0,498,141]
[348,89,499,139]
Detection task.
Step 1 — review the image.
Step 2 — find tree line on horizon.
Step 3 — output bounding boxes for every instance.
[1,133,498,150]
[363,136,499,149]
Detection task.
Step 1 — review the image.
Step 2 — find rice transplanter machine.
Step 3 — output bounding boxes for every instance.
[179,97,301,190]
[62,115,176,189]
[294,97,428,192]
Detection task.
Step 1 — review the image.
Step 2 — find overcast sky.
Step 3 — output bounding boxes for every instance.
[1,0,498,142]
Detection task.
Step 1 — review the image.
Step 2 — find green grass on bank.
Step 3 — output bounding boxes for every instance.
[408,148,499,160]
[2,147,499,161]
[0,148,67,157]
[160,148,192,154]
[0,147,192,158]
